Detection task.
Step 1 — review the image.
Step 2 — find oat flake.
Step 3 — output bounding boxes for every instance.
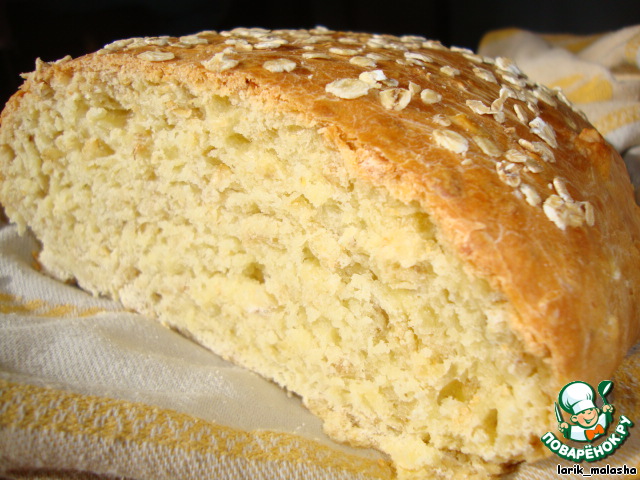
[466,100,492,115]
[201,53,239,72]
[326,78,371,99]
[473,67,498,84]
[350,56,377,68]
[472,136,502,157]
[519,183,542,207]
[380,88,412,111]
[263,59,297,73]
[420,89,442,105]
[529,117,558,148]
[137,51,175,62]
[440,66,460,77]
[433,129,469,154]
[496,161,522,187]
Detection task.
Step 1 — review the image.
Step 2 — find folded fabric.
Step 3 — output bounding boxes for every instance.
[479,25,640,203]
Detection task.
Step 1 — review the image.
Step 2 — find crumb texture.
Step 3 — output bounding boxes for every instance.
[0,65,551,479]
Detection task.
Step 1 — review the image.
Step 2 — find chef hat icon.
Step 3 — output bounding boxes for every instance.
[559,381,597,415]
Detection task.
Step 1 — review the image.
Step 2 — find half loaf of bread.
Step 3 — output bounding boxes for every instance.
[1,27,639,479]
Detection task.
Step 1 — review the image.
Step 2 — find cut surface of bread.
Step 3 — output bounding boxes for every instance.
[1,27,639,479]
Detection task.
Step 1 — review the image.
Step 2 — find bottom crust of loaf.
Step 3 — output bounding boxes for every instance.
[0,64,555,478]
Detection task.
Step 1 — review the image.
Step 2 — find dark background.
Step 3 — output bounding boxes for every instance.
[1,0,640,107]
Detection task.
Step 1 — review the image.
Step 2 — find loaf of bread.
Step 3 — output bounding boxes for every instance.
[1,26,639,479]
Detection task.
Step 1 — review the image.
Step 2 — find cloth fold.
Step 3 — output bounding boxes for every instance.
[2,25,640,480]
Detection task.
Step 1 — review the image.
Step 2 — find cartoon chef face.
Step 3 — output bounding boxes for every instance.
[559,381,600,427]
[571,406,601,428]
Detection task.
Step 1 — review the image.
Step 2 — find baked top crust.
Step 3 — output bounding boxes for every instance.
[4,26,640,391]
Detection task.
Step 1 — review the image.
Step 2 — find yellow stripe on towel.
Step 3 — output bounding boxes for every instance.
[0,379,395,480]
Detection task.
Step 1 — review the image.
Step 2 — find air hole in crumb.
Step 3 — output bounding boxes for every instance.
[82,137,115,159]
[244,262,266,284]
[345,262,367,276]
[228,132,251,146]
[244,202,261,215]
[204,148,224,165]
[289,194,313,210]
[422,433,431,445]
[127,266,141,279]
[103,108,131,128]
[437,379,466,404]
[346,413,361,429]
[376,305,390,325]
[189,106,205,121]
[302,244,320,266]
[317,201,343,228]
[163,145,180,161]
[483,408,498,441]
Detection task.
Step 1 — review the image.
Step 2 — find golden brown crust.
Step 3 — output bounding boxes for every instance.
[5,27,640,391]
